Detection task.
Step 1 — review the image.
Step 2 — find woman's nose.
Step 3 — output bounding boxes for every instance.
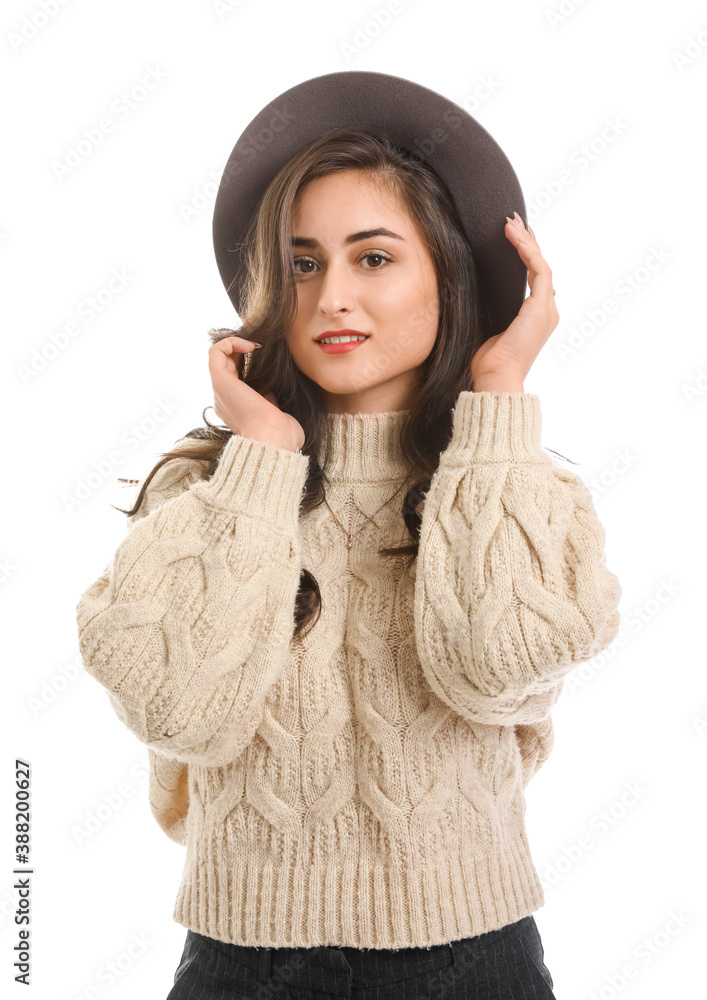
[316,258,356,314]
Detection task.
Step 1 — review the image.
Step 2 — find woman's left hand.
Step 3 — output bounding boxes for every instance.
[470,212,559,393]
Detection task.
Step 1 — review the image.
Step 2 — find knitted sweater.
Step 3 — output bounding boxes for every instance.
[76,391,621,950]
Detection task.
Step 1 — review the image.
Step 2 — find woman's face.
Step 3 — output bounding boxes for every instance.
[284,169,439,414]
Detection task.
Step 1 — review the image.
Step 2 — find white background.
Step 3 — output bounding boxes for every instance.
[2,0,706,997]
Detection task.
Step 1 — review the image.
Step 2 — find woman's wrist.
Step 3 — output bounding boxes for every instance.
[473,378,525,393]
[238,428,302,454]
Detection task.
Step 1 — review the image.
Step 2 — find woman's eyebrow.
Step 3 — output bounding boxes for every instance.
[291,228,406,249]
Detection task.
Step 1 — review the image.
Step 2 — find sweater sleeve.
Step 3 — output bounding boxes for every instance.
[76,433,309,767]
[413,391,622,727]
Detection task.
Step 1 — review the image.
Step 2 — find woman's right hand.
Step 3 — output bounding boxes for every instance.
[209,336,305,453]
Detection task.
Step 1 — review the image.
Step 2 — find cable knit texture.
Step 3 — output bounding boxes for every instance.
[76,391,621,950]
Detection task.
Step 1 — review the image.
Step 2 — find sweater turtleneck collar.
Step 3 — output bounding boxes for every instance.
[315,408,414,484]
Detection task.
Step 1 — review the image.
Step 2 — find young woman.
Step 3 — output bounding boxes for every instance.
[76,72,621,999]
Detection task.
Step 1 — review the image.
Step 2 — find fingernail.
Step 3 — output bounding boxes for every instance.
[513,211,525,230]
[251,342,263,348]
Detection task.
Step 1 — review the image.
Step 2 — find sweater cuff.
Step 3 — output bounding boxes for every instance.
[442,391,546,464]
[190,432,309,527]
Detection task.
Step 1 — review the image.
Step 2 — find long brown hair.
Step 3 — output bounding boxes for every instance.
[115,127,573,640]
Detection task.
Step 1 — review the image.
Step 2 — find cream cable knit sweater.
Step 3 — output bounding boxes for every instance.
[76,391,621,950]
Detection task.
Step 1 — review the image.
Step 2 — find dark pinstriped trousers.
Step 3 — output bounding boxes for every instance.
[165,914,556,998]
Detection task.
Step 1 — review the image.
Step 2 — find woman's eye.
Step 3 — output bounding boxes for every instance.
[292,251,392,276]
[359,251,392,269]
[292,256,318,275]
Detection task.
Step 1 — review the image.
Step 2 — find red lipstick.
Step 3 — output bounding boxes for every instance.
[314,329,370,354]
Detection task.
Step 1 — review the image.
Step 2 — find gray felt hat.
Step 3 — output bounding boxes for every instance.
[213,70,528,342]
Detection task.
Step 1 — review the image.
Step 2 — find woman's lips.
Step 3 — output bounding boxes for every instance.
[315,337,369,354]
